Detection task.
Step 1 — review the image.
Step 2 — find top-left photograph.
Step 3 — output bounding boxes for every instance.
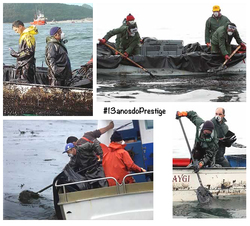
[3,3,93,116]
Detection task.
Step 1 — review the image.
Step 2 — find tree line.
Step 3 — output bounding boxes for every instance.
[3,3,93,23]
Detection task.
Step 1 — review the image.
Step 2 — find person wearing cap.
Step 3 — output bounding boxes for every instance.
[205,5,230,47]
[115,14,138,53]
[102,131,146,186]
[63,141,108,189]
[45,27,72,86]
[10,20,38,83]
[65,121,114,170]
[99,14,140,57]
[211,108,236,167]
[176,111,219,173]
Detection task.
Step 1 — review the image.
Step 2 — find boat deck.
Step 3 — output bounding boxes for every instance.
[55,172,153,220]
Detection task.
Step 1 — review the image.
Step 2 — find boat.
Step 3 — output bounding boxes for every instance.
[3,82,93,116]
[97,39,246,78]
[53,120,154,220]
[173,156,246,202]
[3,64,93,116]
[30,10,47,25]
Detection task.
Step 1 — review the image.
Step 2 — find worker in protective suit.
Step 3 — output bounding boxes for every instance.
[63,142,108,189]
[115,13,138,54]
[211,107,236,167]
[10,20,38,83]
[205,5,230,47]
[176,111,219,173]
[102,131,146,186]
[99,20,140,57]
[211,22,246,60]
[45,27,72,86]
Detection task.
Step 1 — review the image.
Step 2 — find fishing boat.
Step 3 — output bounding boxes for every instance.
[3,64,93,116]
[97,39,246,78]
[30,10,47,25]
[173,155,246,202]
[53,120,154,220]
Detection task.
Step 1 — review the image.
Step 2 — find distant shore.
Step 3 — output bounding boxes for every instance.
[4,18,93,24]
[46,18,93,24]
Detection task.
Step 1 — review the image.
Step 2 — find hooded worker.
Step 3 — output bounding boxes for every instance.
[99,15,140,57]
[45,26,72,86]
[205,5,231,46]
[176,111,219,173]
[211,22,246,60]
[102,131,146,186]
[10,20,38,83]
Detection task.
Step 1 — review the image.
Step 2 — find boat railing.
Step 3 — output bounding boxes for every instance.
[122,171,154,193]
[55,176,119,202]
[55,171,153,202]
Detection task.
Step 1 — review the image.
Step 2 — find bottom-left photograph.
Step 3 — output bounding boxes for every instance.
[3,120,153,220]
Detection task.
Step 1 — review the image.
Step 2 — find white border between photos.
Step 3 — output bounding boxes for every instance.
[1,0,250,225]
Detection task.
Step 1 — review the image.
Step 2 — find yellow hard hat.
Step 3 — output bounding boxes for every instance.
[213,5,220,12]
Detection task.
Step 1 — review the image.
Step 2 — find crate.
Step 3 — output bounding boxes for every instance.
[141,39,183,56]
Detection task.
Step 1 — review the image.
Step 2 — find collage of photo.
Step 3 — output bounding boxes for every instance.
[1,0,247,222]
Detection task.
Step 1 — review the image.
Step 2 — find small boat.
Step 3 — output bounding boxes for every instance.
[3,64,93,116]
[173,156,246,202]
[173,167,246,202]
[53,120,154,219]
[3,82,93,116]
[30,10,47,25]
[97,39,246,78]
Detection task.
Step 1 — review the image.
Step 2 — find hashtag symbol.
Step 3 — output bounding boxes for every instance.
[103,107,107,114]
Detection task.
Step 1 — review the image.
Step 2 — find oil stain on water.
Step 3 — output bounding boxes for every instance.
[4,193,56,220]
[97,74,246,102]
[173,195,246,218]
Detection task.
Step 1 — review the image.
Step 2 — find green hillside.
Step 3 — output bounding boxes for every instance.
[3,3,93,23]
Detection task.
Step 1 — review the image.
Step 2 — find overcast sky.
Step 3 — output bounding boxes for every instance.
[95,0,247,44]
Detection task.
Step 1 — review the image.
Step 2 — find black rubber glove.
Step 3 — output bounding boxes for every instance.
[10,48,19,57]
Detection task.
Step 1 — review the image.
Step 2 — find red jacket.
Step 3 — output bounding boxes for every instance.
[103,142,142,186]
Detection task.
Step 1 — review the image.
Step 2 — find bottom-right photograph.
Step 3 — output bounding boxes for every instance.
[172,106,246,218]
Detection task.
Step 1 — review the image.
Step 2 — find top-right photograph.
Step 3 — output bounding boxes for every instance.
[96,2,246,102]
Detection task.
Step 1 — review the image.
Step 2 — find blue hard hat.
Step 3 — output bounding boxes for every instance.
[63,143,75,154]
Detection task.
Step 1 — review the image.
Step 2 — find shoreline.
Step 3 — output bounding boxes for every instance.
[47,18,93,24]
[4,18,93,24]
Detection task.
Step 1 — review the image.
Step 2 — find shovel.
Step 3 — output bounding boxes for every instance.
[207,45,241,74]
[177,116,213,204]
[99,40,155,78]
[19,163,98,203]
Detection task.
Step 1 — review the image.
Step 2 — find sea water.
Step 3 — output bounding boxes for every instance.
[3,22,93,70]
[173,195,246,218]
[3,120,97,219]
[96,2,247,102]
[3,120,131,219]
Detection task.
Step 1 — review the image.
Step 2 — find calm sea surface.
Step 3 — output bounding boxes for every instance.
[3,22,93,70]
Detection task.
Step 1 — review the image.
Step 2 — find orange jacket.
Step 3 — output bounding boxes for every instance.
[103,142,142,186]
